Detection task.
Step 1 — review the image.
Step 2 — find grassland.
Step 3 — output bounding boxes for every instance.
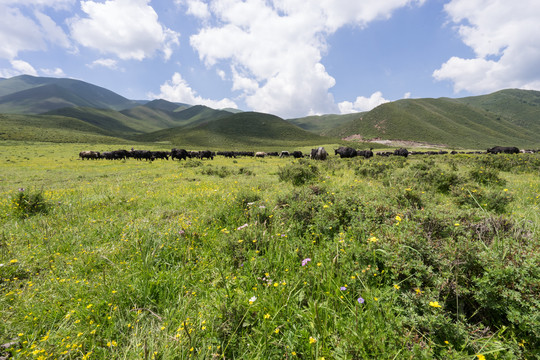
[0,141,539,359]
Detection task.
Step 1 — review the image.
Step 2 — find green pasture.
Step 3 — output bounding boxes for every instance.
[0,142,539,359]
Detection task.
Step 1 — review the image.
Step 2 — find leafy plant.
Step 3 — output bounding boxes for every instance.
[10,188,48,218]
[277,160,319,186]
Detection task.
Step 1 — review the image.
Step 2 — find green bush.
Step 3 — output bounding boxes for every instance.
[277,160,319,186]
[355,157,406,178]
[469,167,506,186]
[10,188,49,218]
[451,183,513,213]
[200,166,232,178]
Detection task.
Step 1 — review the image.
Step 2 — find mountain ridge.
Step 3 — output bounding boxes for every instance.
[0,75,539,149]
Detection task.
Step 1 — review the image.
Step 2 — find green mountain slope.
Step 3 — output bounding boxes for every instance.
[120,104,233,131]
[455,89,540,134]
[172,105,233,125]
[0,75,137,113]
[288,113,364,134]
[135,111,333,148]
[324,90,540,149]
[143,99,189,112]
[43,107,148,135]
[0,113,127,143]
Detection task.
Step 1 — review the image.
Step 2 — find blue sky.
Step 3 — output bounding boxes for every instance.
[1,0,539,118]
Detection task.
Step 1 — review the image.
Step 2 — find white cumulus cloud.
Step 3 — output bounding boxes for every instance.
[34,10,71,49]
[0,2,72,60]
[338,91,390,113]
[0,5,46,59]
[433,0,540,93]
[11,59,38,76]
[40,67,66,77]
[150,72,237,109]
[182,0,211,19]
[89,58,119,70]
[69,0,180,61]
[186,0,425,118]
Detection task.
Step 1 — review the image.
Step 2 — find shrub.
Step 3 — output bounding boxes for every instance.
[11,188,49,218]
[183,159,203,167]
[200,166,232,178]
[409,164,462,194]
[451,183,513,214]
[469,167,506,186]
[277,160,319,186]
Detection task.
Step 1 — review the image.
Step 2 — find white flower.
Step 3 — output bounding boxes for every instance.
[249,296,257,304]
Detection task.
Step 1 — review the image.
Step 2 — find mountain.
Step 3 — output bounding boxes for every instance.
[323,90,540,149]
[143,99,189,112]
[0,113,128,144]
[0,75,138,113]
[1,75,539,149]
[288,113,365,134]
[135,111,334,148]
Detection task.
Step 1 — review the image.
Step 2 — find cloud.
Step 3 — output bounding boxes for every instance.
[40,67,66,77]
[187,0,425,118]
[69,0,180,61]
[182,0,211,19]
[151,72,237,109]
[0,3,72,60]
[433,0,540,93]
[34,11,71,49]
[11,59,38,76]
[0,59,65,78]
[1,0,76,11]
[88,58,119,70]
[338,91,390,113]
[0,5,46,59]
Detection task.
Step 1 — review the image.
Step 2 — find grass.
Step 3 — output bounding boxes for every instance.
[324,90,540,149]
[0,142,539,359]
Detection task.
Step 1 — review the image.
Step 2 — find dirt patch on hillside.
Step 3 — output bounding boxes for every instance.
[343,135,447,149]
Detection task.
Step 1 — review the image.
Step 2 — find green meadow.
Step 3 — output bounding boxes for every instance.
[1,141,539,359]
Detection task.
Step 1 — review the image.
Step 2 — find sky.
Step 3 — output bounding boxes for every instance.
[1,0,540,119]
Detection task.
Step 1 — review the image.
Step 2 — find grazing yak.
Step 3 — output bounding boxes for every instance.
[79,151,100,160]
[217,151,237,158]
[292,151,303,158]
[280,151,290,158]
[310,147,328,160]
[357,148,374,159]
[198,150,214,160]
[394,148,409,157]
[255,152,266,158]
[487,146,520,154]
[334,146,357,158]
[171,148,190,161]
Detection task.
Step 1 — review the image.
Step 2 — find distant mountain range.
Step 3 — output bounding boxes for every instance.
[1,75,539,149]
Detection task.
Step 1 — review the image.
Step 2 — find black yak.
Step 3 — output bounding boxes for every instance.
[334,146,357,158]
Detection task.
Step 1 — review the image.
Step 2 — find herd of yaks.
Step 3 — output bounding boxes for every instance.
[79,145,537,162]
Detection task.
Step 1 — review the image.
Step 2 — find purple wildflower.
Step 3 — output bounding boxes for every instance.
[357,297,365,304]
[301,258,311,266]
[340,286,347,291]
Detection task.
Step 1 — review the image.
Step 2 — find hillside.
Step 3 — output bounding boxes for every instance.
[325,90,540,149]
[288,113,364,134]
[1,75,540,149]
[0,113,128,143]
[0,75,138,113]
[143,99,189,112]
[135,111,334,148]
